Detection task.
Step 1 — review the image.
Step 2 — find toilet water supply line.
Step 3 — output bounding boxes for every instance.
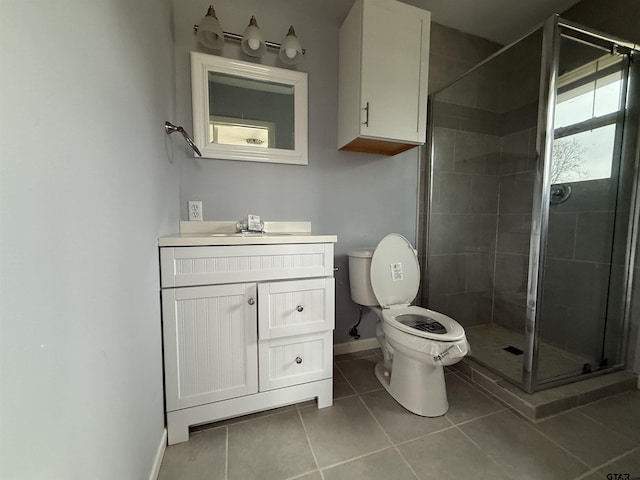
[348,306,364,339]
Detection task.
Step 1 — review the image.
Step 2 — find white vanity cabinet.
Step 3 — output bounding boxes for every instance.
[337,0,431,155]
[159,241,336,445]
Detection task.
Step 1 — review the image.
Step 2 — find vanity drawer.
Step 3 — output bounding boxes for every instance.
[259,331,332,391]
[258,278,335,339]
[160,243,334,287]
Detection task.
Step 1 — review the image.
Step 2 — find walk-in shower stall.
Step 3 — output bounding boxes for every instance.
[423,16,640,393]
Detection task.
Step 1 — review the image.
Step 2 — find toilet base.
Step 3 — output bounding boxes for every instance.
[375,357,449,417]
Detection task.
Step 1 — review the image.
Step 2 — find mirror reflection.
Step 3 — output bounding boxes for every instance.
[208,72,295,150]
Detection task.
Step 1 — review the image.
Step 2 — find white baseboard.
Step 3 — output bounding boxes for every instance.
[149,428,167,480]
[333,337,379,356]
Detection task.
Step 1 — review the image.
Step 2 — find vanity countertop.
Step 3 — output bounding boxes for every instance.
[158,221,337,247]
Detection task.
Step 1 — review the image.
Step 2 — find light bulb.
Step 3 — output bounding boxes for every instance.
[248,37,260,51]
[285,48,297,59]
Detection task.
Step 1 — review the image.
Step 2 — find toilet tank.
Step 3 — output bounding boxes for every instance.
[347,249,378,306]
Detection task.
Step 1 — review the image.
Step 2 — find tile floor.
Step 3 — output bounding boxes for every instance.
[158,349,640,480]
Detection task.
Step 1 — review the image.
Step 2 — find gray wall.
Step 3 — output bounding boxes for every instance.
[0,0,178,478]
[173,0,421,344]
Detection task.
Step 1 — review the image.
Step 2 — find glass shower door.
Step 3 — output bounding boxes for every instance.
[425,27,545,388]
[536,31,631,385]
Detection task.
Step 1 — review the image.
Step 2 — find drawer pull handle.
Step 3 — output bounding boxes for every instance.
[248,298,255,306]
[295,357,303,364]
[296,305,304,312]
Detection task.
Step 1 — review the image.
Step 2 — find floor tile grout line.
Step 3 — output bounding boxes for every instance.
[316,445,398,472]
[357,394,395,446]
[453,371,525,413]
[576,446,640,479]
[224,425,229,480]
[334,350,381,364]
[526,425,594,472]
[575,394,640,441]
[495,410,594,473]
[296,405,325,480]
[357,392,481,451]
[334,354,381,366]
[334,361,384,396]
[283,468,323,480]
[449,371,511,408]
[391,424,458,449]
[534,407,639,448]
[392,445,421,480]
[571,468,603,480]
[334,362,358,394]
[444,406,510,429]
[451,423,517,480]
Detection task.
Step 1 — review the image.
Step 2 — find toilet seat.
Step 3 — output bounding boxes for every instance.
[382,306,465,342]
[370,234,465,342]
[370,234,420,309]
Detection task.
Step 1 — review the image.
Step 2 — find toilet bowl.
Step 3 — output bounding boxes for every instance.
[348,234,468,416]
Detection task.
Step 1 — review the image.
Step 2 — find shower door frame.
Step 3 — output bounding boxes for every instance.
[525,16,640,392]
[422,15,640,393]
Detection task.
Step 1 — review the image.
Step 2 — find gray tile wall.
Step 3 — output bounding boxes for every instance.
[492,129,536,332]
[425,28,543,334]
[427,122,499,327]
[417,23,501,306]
[540,170,634,367]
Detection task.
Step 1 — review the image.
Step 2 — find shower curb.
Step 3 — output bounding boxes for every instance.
[453,358,638,422]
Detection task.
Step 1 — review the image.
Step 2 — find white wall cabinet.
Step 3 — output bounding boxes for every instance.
[337,0,431,155]
[160,243,335,444]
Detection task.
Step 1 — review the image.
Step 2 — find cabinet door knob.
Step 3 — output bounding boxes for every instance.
[296,305,304,312]
[295,357,303,364]
[248,298,255,305]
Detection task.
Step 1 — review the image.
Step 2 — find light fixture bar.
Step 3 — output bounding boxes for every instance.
[223,31,306,54]
[193,25,306,54]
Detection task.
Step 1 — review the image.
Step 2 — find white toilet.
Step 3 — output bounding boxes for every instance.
[348,234,469,417]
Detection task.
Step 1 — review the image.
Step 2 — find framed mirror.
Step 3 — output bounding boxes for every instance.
[191,52,308,165]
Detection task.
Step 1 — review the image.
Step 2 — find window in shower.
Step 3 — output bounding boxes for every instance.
[552,54,625,183]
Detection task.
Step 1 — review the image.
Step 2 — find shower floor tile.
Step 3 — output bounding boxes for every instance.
[465,323,595,383]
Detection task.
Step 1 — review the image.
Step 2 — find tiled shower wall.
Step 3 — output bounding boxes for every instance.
[416,23,501,307]
[424,29,543,333]
[427,112,500,327]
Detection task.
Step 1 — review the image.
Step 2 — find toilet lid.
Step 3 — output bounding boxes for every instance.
[370,234,420,308]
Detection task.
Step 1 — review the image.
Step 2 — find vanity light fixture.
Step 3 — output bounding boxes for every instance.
[194,5,306,63]
[195,5,224,50]
[240,16,266,57]
[278,26,303,64]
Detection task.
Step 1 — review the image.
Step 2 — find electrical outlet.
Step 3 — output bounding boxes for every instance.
[188,201,203,221]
